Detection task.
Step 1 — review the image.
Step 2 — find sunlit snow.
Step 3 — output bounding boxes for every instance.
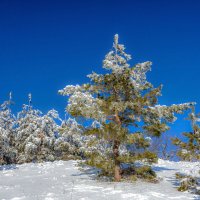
[0,159,199,200]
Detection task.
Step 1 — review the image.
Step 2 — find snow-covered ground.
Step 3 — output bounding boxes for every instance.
[0,159,199,200]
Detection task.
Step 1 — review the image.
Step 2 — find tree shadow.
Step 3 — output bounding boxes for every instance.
[72,163,178,181]
[153,166,176,172]
[165,176,180,187]
[0,164,18,171]
[71,166,99,180]
[152,165,180,187]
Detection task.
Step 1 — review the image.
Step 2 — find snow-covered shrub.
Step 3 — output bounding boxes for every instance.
[175,172,200,195]
[15,104,60,163]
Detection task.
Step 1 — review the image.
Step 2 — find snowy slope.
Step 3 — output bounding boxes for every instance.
[0,159,199,200]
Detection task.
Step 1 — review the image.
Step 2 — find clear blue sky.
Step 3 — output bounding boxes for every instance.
[0,0,200,135]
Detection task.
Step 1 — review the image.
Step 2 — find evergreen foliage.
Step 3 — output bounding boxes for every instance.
[15,101,60,163]
[0,93,88,165]
[173,108,200,161]
[59,34,194,181]
[172,107,200,194]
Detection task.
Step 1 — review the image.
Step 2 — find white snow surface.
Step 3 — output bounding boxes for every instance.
[0,159,199,200]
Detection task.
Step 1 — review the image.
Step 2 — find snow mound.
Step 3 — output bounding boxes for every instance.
[0,159,199,200]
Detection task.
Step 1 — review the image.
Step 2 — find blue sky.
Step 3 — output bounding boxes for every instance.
[0,0,200,135]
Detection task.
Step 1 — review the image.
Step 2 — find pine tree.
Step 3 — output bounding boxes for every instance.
[59,34,194,181]
[0,93,16,164]
[173,107,200,161]
[172,107,200,194]
[15,94,60,163]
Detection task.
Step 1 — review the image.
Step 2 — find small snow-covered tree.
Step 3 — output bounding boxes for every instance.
[59,34,194,181]
[0,127,10,164]
[0,93,16,164]
[55,117,87,160]
[173,107,200,194]
[15,94,60,163]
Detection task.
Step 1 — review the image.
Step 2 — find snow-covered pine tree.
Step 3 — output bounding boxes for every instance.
[0,92,16,164]
[59,34,194,181]
[54,117,87,160]
[172,107,200,194]
[15,94,60,163]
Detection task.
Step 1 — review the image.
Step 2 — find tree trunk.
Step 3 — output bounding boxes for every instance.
[113,140,121,181]
[113,111,122,181]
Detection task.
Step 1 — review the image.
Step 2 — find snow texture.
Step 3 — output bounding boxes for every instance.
[0,159,199,200]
